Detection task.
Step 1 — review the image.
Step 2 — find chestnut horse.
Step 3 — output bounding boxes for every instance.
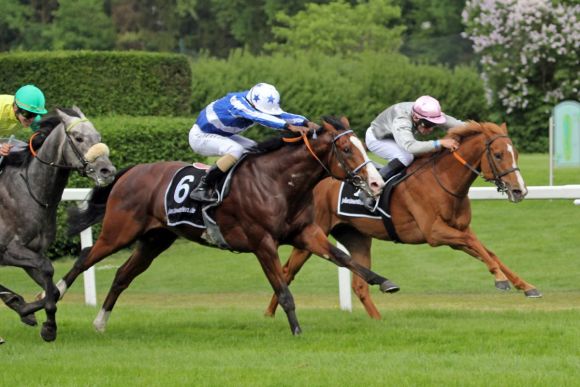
[265,121,541,320]
[54,117,398,335]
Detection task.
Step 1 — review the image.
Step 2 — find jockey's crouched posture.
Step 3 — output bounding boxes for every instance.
[360,96,464,210]
[188,83,319,202]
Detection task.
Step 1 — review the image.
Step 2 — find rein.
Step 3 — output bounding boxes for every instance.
[282,130,370,187]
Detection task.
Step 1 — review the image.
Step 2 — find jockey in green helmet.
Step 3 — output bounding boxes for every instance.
[0,84,48,156]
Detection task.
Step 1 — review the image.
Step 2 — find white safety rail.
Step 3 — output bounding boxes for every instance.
[63,186,580,307]
[336,184,580,311]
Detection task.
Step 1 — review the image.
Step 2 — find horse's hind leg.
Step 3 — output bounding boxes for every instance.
[59,217,146,297]
[333,229,384,320]
[264,248,313,317]
[0,284,37,326]
[93,229,177,333]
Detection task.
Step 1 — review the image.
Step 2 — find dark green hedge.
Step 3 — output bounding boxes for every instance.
[0,51,191,116]
[190,50,488,140]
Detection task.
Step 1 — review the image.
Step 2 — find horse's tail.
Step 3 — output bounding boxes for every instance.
[67,166,135,236]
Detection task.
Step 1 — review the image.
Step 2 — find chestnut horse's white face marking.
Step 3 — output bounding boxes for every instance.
[350,136,384,196]
[506,144,527,196]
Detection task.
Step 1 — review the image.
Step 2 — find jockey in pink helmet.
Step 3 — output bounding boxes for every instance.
[365,95,463,181]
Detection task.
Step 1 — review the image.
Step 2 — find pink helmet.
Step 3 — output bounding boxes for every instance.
[412,95,446,124]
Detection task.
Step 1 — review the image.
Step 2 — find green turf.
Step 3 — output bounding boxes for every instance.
[1,153,579,386]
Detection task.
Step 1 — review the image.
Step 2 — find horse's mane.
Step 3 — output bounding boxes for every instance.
[248,116,340,155]
[4,108,80,167]
[446,120,506,140]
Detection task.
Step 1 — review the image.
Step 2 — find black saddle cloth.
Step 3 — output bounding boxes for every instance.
[337,171,405,242]
[165,163,210,228]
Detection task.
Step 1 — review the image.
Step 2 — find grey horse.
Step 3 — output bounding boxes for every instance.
[0,107,115,342]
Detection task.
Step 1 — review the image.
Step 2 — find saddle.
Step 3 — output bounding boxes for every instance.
[337,171,406,242]
[164,157,246,249]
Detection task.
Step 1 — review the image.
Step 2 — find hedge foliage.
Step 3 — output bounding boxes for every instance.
[190,50,488,140]
[0,51,191,116]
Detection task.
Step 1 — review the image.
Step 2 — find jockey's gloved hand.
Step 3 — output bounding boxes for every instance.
[285,123,309,136]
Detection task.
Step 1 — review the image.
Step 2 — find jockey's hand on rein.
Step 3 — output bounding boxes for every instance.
[286,124,309,136]
[440,138,459,152]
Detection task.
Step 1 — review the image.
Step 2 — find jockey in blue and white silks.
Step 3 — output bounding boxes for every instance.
[188,83,318,202]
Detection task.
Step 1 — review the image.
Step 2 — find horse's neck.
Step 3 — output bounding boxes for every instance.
[438,135,486,196]
[27,126,71,206]
[248,145,328,199]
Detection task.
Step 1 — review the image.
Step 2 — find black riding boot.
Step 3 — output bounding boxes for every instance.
[190,165,225,202]
[379,158,406,182]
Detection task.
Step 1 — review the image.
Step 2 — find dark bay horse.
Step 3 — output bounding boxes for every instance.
[265,121,541,320]
[55,117,398,335]
[0,107,115,341]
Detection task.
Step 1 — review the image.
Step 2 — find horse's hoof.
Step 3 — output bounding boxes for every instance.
[380,280,400,293]
[0,337,5,345]
[292,326,302,336]
[20,313,38,327]
[495,280,511,291]
[524,289,542,298]
[41,322,57,342]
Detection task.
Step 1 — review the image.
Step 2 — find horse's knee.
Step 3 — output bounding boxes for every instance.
[38,260,54,277]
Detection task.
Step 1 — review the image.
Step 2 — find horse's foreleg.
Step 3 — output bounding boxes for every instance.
[0,284,37,326]
[264,248,312,318]
[1,245,58,341]
[334,230,382,320]
[296,224,399,294]
[255,236,301,335]
[94,231,176,333]
[479,241,540,297]
[431,221,540,297]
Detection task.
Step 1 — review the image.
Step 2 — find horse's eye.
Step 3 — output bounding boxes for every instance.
[342,147,351,154]
[494,152,502,160]
[75,137,84,143]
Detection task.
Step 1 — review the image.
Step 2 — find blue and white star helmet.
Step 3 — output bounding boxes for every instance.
[246,83,284,115]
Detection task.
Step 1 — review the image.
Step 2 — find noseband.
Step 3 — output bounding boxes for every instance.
[283,130,370,188]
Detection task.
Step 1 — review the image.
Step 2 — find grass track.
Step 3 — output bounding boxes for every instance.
[1,154,579,386]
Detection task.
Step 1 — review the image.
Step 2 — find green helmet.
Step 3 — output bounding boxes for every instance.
[15,84,47,115]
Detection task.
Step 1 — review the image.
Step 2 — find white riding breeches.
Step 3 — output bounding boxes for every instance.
[188,124,257,159]
[365,127,414,166]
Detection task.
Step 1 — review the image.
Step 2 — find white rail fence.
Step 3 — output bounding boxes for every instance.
[62,185,580,307]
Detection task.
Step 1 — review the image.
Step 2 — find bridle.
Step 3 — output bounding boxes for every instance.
[22,119,98,207]
[283,129,371,189]
[433,134,520,198]
[30,119,95,175]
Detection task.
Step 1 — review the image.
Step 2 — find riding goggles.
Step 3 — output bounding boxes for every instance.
[17,107,38,120]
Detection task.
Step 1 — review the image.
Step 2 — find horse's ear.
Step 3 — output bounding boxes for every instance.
[56,108,71,123]
[72,106,86,119]
[340,116,350,129]
[322,120,333,131]
[500,122,508,133]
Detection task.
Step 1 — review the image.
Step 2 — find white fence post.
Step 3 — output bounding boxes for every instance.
[80,227,97,306]
[336,242,352,312]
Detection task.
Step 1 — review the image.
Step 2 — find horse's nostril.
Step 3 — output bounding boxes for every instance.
[101,168,115,177]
